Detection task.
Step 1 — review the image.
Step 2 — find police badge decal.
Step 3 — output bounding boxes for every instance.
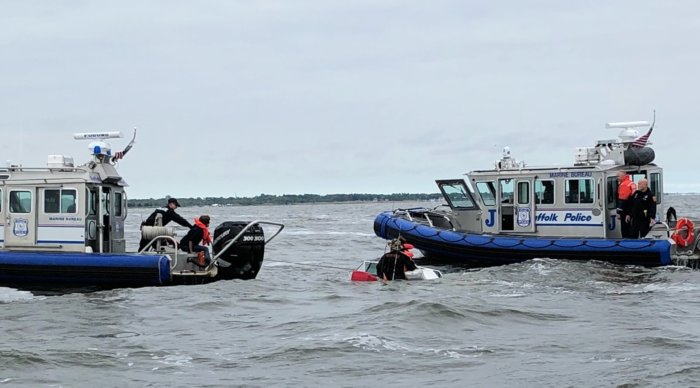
[13,218,29,237]
[517,208,531,227]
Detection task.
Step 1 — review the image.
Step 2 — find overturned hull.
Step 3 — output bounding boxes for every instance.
[374,211,673,267]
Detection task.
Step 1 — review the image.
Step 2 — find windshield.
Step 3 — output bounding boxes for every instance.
[438,181,476,209]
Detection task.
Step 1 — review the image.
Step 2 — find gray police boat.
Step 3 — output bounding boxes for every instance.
[0,131,284,290]
[374,120,700,268]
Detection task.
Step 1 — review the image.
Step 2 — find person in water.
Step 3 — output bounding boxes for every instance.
[376,239,417,281]
[139,198,193,251]
[180,215,213,268]
[628,178,657,238]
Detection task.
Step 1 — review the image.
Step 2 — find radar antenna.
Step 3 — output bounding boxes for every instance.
[73,131,129,163]
[605,121,649,143]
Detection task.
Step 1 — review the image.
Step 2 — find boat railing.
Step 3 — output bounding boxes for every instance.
[138,235,180,269]
[0,166,90,173]
[207,220,285,271]
[648,221,671,239]
[394,207,455,230]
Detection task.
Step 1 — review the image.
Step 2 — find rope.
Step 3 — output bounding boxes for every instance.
[264,259,353,271]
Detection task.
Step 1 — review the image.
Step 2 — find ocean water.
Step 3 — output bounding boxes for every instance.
[2,195,700,387]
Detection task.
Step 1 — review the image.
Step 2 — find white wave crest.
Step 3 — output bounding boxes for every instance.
[0,287,36,303]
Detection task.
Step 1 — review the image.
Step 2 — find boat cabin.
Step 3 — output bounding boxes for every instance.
[0,133,128,253]
[435,121,665,238]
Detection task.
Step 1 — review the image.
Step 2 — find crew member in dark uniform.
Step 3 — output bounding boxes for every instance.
[138,198,193,251]
[628,178,657,238]
[376,239,417,281]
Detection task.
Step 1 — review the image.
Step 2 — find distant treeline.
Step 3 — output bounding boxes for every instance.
[127,193,443,208]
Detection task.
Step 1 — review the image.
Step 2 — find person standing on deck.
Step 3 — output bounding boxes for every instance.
[616,171,636,238]
[139,198,193,251]
[628,179,657,238]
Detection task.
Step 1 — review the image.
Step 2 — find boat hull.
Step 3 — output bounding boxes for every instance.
[0,251,172,289]
[374,211,673,267]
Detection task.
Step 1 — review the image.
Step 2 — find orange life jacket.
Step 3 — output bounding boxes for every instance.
[194,218,212,245]
[618,176,636,200]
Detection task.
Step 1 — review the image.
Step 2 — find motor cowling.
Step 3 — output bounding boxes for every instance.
[212,221,265,280]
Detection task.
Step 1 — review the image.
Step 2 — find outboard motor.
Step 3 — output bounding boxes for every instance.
[212,221,265,280]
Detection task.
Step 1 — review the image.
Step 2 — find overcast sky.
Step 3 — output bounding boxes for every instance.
[1,1,698,198]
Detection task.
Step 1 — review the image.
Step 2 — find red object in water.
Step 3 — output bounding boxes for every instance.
[350,270,378,281]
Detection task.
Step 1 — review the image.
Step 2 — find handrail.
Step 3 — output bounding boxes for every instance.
[138,221,285,272]
[211,220,285,264]
[653,221,671,238]
[138,235,180,269]
[421,209,455,230]
[423,213,434,227]
[394,207,455,231]
[0,166,90,173]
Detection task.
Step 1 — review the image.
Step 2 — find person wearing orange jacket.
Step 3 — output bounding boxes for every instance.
[180,215,213,268]
[616,171,636,238]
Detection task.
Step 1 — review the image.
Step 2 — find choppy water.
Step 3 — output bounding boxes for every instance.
[2,195,700,387]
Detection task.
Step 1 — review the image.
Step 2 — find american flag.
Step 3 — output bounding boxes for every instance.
[631,126,653,148]
[112,128,136,161]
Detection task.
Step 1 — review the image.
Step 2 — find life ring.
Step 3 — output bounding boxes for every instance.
[672,218,695,248]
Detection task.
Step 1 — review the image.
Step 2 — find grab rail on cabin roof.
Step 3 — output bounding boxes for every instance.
[0,166,90,173]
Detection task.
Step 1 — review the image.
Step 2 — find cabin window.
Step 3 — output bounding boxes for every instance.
[101,190,110,216]
[517,182,529,204]
[440,182,476,209]
[114,192,123,217]
[44,189,77,213]
[499,179,514,204]
[650,173,661,204]
[630,173,646,187]
[63,190,77,213]
[87,189,97,216]
[565,179,594,204]
[475,182,496,206]
[44,190,60,213]
[534,179,554,205]
[9,190,32,213]
[606,177,617,209]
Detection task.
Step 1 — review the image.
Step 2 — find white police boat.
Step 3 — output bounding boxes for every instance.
[0,131,284,290]
[374,119,700,268]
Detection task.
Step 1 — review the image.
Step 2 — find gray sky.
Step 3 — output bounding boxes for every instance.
[1,1,699,198]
